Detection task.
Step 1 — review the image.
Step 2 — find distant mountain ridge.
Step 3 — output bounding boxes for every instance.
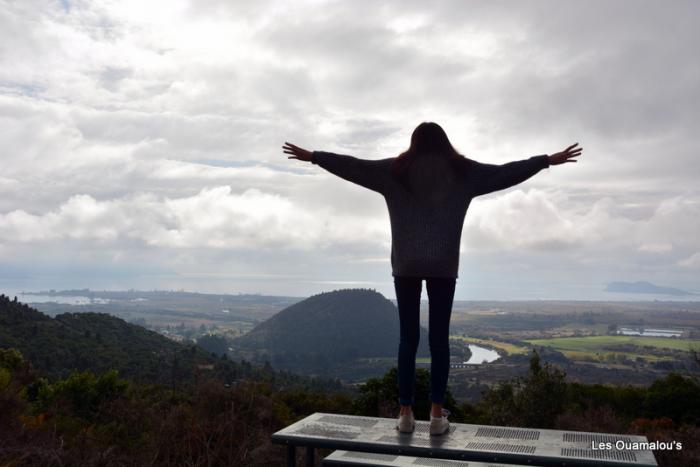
[233,289,430,370]
[0,293,244,384]
[605,281,695,296]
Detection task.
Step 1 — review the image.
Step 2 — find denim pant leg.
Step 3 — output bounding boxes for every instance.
[426,277,456,405]
[394,276,422,406]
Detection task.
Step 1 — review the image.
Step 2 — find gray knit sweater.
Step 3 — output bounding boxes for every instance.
[312,150,550,278]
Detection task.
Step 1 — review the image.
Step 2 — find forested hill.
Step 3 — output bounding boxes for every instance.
[0,293,303,387]
[233,288,430,368]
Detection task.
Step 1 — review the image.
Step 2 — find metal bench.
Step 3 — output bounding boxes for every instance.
[323,449,531,466]
[271,412,658,467]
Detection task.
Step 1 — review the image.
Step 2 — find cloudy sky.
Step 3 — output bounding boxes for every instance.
[1,0,699,300]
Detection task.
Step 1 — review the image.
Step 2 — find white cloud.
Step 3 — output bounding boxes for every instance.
[678,253,700,269]
[1,0,699,298]
[638,243,673,253]
[464,189,578,251]
[0,186,389,252]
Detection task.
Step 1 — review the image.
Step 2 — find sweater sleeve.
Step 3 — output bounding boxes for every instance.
[470,155,550,196]
[311,151,392,194]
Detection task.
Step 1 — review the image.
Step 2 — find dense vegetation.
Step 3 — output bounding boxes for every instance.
[233,289,431,371]
[0,293,205,383]
[2,293,699,466]
[0,293,342,391]
[2,346,698,466]
[1,348,344,465]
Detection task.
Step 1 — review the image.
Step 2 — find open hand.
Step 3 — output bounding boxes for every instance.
[283,142,313,162]
[549,143,583,165]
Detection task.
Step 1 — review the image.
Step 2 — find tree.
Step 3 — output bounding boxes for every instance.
[480,349,568,428]
[689,345,700,368]
[644,373,700,425]
[197,334,229,357]
[0,348,24,371]
[352,367,462,421]
[34,369,129,420]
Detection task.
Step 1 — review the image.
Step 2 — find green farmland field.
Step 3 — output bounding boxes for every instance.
[524,335,700,352]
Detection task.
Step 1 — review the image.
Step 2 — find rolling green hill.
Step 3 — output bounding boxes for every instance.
[233,288,430,371]
[0,293,257,385]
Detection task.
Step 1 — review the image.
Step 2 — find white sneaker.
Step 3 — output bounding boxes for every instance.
[396,411,415,433]
[429,408,450,436]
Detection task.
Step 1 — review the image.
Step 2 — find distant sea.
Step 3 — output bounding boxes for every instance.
[1,290,109,305]
[1,285,698,303]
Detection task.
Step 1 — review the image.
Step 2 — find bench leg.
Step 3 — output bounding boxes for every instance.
[286,445,296,467]
[305,446,315,467]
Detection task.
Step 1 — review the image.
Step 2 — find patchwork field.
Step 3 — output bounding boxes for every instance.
[524,335,700,352]
[524,335,700,363]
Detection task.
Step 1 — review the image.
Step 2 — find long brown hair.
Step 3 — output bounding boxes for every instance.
[391,122,472,191]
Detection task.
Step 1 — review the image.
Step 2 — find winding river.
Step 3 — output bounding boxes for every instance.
[464,344,501,364]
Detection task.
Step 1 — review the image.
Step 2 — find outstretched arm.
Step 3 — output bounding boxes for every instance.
[283,141,391,194]
[548,143,583,165]
[471,143,582,196]
[283,142,314,162]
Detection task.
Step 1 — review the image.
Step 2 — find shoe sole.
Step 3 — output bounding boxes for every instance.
[429,424,449,436]
[396,424,415,434]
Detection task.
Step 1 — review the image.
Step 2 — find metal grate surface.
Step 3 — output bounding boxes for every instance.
[412,424,458,436]
[319,414,380,429]
[562,447,638,462]
[475,427,540,441]
[563,432,633,444]
[324,450,534,467]
[340,450,398,462]
[376,435,453,448]
[275,412,659,466]
[412,458,471,466]
[465,442,536,454]
[294,424,359,439]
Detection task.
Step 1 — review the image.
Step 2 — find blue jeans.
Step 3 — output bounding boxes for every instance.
[394,276,456,406]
